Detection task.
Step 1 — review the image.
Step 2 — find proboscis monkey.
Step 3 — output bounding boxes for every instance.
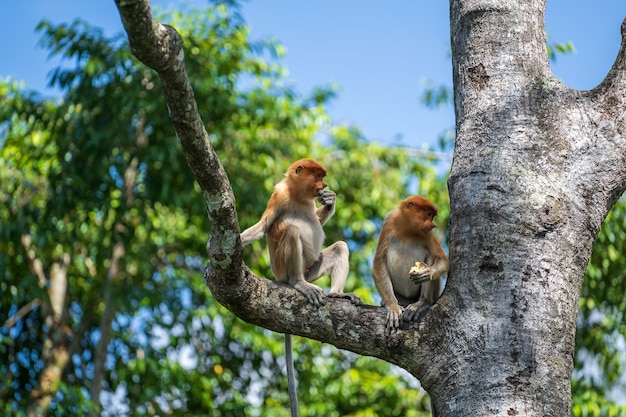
[240,158,362,417]
[372,196,449,331]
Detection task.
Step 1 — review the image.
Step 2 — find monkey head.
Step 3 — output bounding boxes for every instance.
[288,158,328,198]
[399,195,439,237]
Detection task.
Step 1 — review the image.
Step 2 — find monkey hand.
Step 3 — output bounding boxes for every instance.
[385,304,404,333]
[317,189,336,208]
[293,281,326,307]
[408,262,432,285]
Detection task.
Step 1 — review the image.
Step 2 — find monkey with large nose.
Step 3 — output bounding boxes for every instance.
[240,158,362,417]
[372,196,449,331]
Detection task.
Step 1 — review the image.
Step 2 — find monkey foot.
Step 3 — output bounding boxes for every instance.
[293,282,326,307]
[385,304,404,333]
[401,301,432,322]
[327,292,364,305]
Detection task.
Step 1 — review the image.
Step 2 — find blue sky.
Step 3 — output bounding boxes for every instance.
[1,1,624,150]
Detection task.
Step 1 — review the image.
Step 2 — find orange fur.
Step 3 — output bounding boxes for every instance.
[372,196,449,330]
[240,158,362,416]
[241,158,359,306]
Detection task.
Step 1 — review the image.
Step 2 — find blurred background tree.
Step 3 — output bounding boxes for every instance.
[0,2,623,416]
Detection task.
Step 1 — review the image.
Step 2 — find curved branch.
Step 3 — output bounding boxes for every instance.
[581,16,626,208]
[596,17,626,101]
[114,0,241,280]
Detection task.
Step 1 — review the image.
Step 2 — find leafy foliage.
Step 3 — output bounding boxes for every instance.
[572,197,626,416]
[0,2,444,416]
[2,2,623,416]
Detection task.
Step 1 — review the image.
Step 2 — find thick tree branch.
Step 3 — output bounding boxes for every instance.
[586,16,626,204]
[596,17,626,103]
[444,1,618,415]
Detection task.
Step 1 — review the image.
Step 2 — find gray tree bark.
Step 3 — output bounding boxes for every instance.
[115,0,626,415]
[439,1,626,414]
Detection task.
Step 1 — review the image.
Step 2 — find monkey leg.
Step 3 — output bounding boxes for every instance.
[402,277,441,323]
[305,241,362,305]
[278,225,326,307]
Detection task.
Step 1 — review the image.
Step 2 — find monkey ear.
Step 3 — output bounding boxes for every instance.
[295,165,304,174]
[406,202,415,209]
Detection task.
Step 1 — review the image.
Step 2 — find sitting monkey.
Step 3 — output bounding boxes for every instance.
[372,196,449,331]
[240,158,361,417]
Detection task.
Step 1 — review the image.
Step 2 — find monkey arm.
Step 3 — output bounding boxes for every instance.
[372,229,406,331]
[241,196,282,246]
[371,228,400,307]
[429,257,449,280]
[316,190,336,225]
[408,233,449,282]
[316,205,335,226]
[372,265,400,308]
[373,262,404,332]
[426,233,450,280]
[240,220,267,246]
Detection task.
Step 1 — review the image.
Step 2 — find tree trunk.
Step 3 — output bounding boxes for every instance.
[89,112,145,415]
[88,238,124,416]
[423,1,626,415]
[22,245,71,417]
[115,0,626,415]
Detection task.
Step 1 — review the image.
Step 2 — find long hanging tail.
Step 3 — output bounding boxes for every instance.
[285,334,300,417]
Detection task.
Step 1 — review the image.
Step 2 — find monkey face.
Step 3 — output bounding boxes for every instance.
[290,159,328,198]
[401,196,439,236]
[404,209,436,236]
[299,168,326,197]
[313,173,328,195]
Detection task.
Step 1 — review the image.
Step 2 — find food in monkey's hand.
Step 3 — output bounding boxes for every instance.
[408,261,432,285]
[409,261,429,277]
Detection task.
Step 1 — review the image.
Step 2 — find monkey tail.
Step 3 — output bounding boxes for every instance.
[285,334,300,417]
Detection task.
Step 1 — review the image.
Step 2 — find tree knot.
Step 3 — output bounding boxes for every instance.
[467,63,490,90]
